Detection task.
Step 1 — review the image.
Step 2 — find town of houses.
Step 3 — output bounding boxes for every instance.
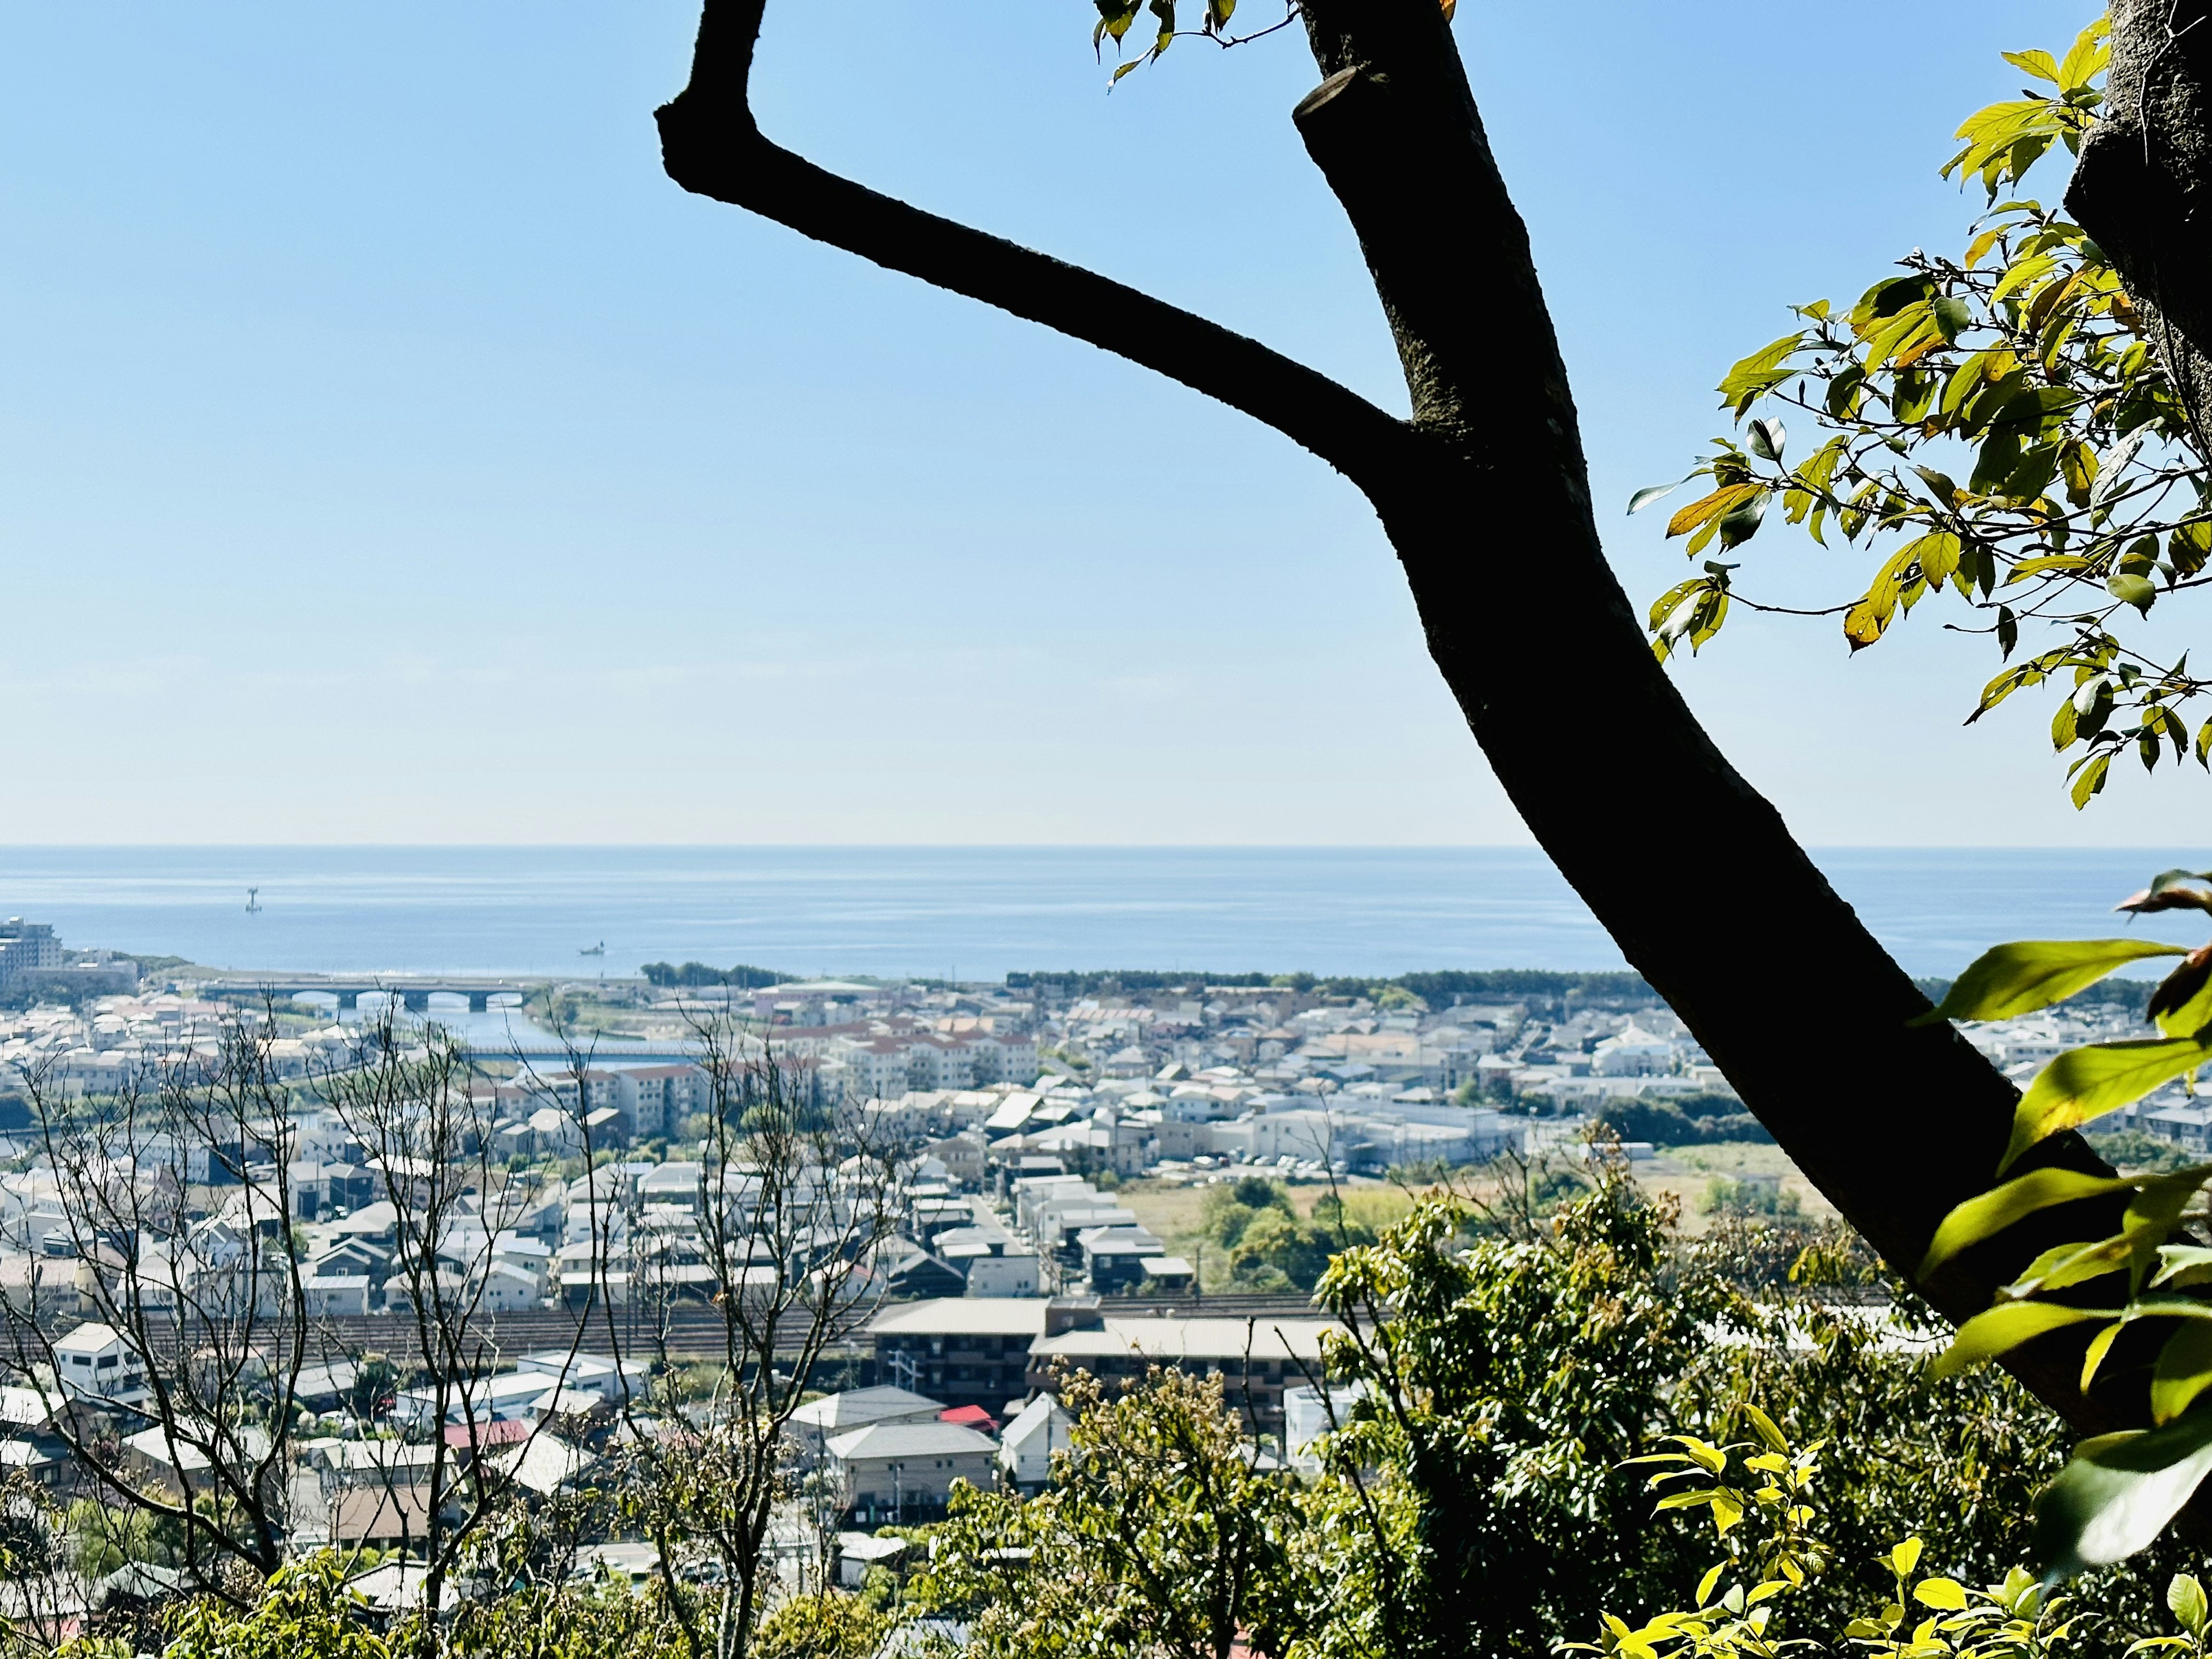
[0,916,2191,1611]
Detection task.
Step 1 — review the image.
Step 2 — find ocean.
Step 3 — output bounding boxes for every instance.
[2,846,2209,984]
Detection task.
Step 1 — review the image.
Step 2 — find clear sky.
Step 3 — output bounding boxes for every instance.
[0,0,2154,846]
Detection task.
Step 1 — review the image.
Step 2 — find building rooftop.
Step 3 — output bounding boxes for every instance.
[789,1385,945,1432]
[869,1298,1052,1338]
[824,1421,999,1462]
[1030,1316,1340,1365]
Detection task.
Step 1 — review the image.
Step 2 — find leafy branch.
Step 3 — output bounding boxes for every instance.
[1633,18,2212,809]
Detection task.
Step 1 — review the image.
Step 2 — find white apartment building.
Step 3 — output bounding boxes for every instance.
[829,1032,1040,1102]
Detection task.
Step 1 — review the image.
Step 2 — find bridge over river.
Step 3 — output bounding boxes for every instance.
[198,974,541,1013]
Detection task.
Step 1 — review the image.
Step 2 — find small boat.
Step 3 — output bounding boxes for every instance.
[579,941,605,957]
[245,888,262,914]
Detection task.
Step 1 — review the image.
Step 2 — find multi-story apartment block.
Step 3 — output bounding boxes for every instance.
[615,1065,711,1138]
[829,1031,1041,1103]
[0,921,62,990]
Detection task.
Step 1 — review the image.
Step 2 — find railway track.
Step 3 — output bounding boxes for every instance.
[32,1291,1327,1373]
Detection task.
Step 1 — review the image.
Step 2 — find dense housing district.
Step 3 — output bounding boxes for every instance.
[0,917,2179,1628]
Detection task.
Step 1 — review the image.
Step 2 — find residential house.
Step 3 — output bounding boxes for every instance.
[789,1385,945,1465]
[997,1394,1073,1491]
[52,1323,144,1404]
[825,1421,997,1523]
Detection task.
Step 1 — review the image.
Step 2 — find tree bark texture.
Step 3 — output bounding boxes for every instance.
[2071,0,2212,448]
[657,0,2139,1431]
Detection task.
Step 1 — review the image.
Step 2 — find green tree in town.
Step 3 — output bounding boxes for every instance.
[1309,1169,1736,1659]
[914,1365,1313,1659]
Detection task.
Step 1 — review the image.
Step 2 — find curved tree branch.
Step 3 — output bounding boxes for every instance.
[654,0,1413,493]
[655,0,2143,1438]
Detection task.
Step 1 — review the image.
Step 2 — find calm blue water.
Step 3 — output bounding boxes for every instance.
[0,846,2206,983]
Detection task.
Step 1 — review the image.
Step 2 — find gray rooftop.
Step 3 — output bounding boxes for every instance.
[789,1385,945,1431]
[825,1421,999,1462]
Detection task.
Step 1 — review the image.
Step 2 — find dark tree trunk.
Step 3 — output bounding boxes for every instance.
[2070,0,2212,446]
[656,0,2133,1431]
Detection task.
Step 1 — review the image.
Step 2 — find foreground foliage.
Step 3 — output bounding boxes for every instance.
[38,1165,2209,1659]
[1641,14,2212,812]
[1907,869,2212,1576]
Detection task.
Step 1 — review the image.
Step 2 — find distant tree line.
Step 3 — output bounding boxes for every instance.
[639,960,784,988]
[1593,1091,1774,1149]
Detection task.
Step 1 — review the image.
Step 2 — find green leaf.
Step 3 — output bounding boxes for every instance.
[2156,1245,2212,1290]
[2054,696,2081,752]
[2082,1318,2127,1391]
[1093,0,1142,44]
[2125,1172,2212,1284]
[1718,335,1806,416]
[2006,1039,2212,1172]
[2153,1322,2212,1426]
[1934,1303,2115,1380]
[2110,573,2158,615]
[2169,1574,2208,1639]
[1933,295,1975,344]
[1921,1168,2137,1278]
[1912,938,2187,1025]
[2058,18,2111,90]
[2005,1236,2133,1299]
[2035,1406,2212,1577]
[1715,491,1770,551]
[1747,417,1786,463]
[1911,531,1963,588]
[1741,1404,1789,1456]
[2071,751,2113,810]
[1629,478,1692,515]
[1914,1578,1970,1611]
[1696,1562,1728,1608]
[2003,49,2061,85]
[1709,1490,1743,1536]
[2149,950,2212,1040]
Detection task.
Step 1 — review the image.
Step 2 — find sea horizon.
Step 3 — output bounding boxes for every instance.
[4,844,2207,985]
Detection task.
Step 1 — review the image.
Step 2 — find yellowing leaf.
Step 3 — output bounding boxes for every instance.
[1844,597,1890,652]
[1665,484,1759,541]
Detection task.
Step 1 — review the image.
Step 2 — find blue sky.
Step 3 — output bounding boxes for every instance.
[0,0,2152,845]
